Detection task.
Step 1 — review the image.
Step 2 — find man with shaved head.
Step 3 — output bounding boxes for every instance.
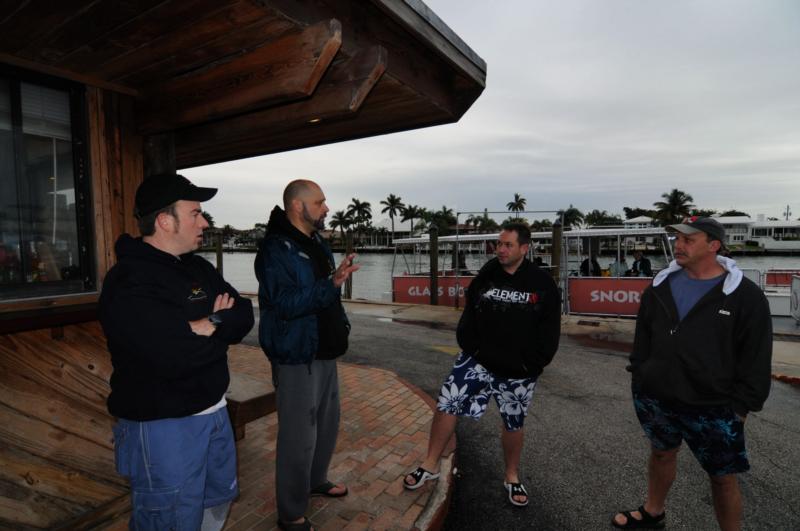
[255,179,359,531]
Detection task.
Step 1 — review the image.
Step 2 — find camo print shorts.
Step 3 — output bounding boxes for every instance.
[633,389,749,476]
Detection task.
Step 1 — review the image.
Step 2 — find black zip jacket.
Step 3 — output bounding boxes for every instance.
[100,235,254,421]
[457,258,561,378]
[629,266,772,416]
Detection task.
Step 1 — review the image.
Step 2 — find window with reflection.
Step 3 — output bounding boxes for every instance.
[0,70,93,301]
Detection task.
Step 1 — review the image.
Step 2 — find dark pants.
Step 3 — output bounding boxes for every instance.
[275,360,341,521]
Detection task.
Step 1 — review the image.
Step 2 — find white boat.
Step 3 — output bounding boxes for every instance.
[392,227,797,318]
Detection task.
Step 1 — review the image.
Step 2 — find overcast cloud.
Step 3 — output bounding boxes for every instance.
[184,0,800,228]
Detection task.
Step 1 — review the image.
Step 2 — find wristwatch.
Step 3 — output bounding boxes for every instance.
[208,312,223,327]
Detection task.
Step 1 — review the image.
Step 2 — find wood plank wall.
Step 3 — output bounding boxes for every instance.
[88,87,143,286]
[0,321,127,529]
[0,88,142,528]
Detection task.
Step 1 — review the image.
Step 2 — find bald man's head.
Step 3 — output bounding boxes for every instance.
[283,179,320,210]
[282,179,329,236]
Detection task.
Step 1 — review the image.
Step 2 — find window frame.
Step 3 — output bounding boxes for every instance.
[0,64,95,304]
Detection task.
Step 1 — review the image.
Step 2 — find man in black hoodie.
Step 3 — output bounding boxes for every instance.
[613,217,772,530]
[403,222,561,508]
[100,174,254,531]
[255,180,359,531]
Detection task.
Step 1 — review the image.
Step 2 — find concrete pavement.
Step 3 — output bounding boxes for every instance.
[344,300,800,384]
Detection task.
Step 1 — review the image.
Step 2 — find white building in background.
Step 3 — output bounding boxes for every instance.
[623,216,654,229]
[714,216,752,246]
[749,218,800,251]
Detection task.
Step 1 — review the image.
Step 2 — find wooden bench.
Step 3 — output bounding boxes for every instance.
[225,372,276,440]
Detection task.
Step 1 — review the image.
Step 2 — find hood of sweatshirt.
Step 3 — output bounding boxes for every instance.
[114,233,187,265]
[266,206,314,245]
[653,255,743,295]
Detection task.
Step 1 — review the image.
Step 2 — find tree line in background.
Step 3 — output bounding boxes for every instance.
[202,188,794,247]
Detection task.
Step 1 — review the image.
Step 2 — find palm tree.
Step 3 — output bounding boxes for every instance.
[346,198,372,227]
[379,194,405,243]
[465,214,480,233]
[402,204,421,234]
[346,198,372,244]
[506,193,526,214]
[329,210,353,243]
[653,189,694,225]
[556,205,584,230]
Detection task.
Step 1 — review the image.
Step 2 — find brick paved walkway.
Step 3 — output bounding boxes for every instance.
[224,346,453,531]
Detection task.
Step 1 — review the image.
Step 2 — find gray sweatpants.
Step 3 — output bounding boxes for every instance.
[274,359,341,522]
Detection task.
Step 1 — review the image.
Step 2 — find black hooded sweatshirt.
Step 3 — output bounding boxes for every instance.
[99,234,253,420]
[457,258,561,378]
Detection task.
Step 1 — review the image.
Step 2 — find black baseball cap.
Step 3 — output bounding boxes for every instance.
[667,216,726,243]
[134,173,217,218]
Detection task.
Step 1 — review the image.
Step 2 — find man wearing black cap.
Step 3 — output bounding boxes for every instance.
[613,217,772,530]
[100,173,254,530]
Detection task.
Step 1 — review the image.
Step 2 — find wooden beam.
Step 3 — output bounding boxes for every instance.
[176,73,457,168]
[0,52,138,96]
[136,19,343,134]
[175,45,386,161]
[265,0,460,117]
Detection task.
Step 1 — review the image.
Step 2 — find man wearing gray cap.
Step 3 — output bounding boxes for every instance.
[613,217,772,530]
[100,173,254,530]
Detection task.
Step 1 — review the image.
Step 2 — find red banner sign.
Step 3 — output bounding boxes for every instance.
[392,275,473,306]
[568,277,652,316]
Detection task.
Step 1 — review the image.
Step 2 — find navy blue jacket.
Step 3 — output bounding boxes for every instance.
[255,208,349,365]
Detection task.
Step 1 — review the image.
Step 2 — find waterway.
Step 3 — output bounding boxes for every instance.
[200,251,800,302]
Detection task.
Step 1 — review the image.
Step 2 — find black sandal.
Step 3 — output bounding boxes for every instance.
[611,505,665,529]
[310,480,348,498]
[277,517,314,531]
[403,467,440,490]
[503,481,529,507]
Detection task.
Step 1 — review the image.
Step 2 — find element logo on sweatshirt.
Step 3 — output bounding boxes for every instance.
[482,288,539,305]
[188,285,208,302]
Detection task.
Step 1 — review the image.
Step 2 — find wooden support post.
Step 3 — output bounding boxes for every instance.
[551,219,563,284]
[429,226,439,306]
[143,132,175,177]
[344,232,353,299]
[215,231,223,275]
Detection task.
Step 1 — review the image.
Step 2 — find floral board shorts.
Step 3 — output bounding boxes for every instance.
[436,352,537,431]
[633,389,749,476]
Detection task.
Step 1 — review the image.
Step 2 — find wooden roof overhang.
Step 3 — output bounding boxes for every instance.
[0,0,486,168]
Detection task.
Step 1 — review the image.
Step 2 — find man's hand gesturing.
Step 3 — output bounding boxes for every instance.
[333,254,360,288]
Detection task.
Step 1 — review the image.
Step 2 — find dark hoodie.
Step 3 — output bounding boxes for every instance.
[99,234,253,421]
[457,258,561,378]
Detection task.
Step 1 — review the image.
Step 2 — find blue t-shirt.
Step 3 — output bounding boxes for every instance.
[668,269,726,321]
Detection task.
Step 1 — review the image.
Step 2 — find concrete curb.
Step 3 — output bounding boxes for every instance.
[772,374,800,387]
[391,372,457,531]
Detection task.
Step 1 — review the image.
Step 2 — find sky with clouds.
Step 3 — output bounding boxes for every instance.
[184,0,800,229]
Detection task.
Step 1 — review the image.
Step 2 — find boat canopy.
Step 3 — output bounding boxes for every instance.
[393,227,670,245]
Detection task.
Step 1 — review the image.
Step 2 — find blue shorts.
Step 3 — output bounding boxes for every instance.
[112,407,238,529]
[436,352,537,431]
[633,390,749,476]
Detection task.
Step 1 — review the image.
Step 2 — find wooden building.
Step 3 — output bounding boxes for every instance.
[0,1,485,528]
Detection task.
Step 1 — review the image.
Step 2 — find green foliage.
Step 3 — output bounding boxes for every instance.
[556,205,584,229]
[584,209,623,227]
[653,188,694,225]
[506,193,526,214]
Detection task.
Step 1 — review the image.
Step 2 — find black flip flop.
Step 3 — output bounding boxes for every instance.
[310,480,348,498]
[277,517,314,531]
[504,481,529,507]
[403,467,440,490]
